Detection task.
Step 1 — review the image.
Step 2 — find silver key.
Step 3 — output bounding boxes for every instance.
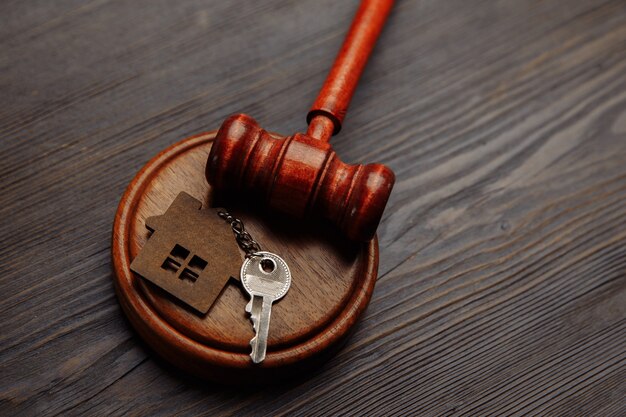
[240,251,291,364]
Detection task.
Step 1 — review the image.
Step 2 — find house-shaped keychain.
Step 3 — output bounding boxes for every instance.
[130,192,242,314]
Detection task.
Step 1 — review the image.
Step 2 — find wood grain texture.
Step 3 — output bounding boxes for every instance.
[1,0,625,415]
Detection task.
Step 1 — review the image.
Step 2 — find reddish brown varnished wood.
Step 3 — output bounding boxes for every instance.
[207,114,394,241]
[112,132,378,383]
[307,0,395,139]
[206,0,396,241]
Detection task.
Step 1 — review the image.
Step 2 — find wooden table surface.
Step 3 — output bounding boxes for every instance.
[2,0,625,415]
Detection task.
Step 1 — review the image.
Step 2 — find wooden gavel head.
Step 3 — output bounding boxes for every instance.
[206,114,395,241]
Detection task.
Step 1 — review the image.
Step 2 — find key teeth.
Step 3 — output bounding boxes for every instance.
[246,299,259,332]
[249,337,264,364]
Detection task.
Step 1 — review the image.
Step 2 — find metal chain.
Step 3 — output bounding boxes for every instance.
[216,209,262,257]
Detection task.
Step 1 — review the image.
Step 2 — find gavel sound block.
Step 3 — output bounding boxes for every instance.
[206,114,395,241]
[111,132,378,382]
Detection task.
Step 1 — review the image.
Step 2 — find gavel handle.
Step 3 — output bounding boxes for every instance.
[307,0,395,142]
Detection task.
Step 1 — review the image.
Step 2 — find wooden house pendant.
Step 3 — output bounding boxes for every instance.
[130,192,241,314]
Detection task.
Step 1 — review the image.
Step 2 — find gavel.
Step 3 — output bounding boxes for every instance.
[206,0,395,241]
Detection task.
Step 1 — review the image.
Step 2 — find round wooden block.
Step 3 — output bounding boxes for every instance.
[112,132,378,383]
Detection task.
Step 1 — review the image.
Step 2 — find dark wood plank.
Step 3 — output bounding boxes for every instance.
[1,0,625,415]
